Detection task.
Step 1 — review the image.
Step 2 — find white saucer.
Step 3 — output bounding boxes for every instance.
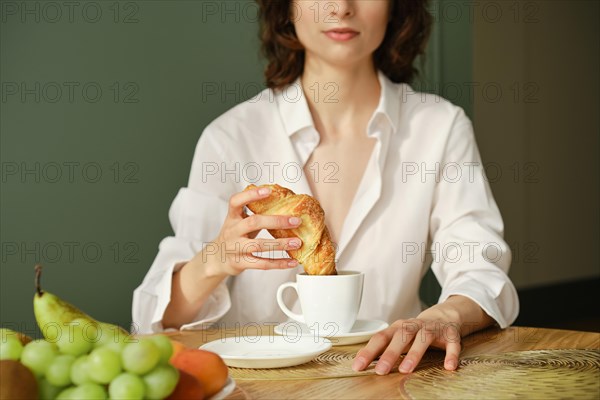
[200,335,332,369]
[274,319,389,346]
[209,376,236,400]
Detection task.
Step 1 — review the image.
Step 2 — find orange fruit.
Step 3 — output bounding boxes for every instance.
[166,369,205,400]
[169,339,186,362]
[170,349,228,397]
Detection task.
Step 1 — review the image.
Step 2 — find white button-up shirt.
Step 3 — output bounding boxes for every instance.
[132,71,519,334]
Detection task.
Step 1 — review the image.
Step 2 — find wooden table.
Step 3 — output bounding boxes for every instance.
[169,326,599,399]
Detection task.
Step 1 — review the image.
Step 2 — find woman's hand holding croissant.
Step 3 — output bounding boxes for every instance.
[203,186,304,277]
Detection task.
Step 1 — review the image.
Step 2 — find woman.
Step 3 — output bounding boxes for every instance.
[133,0,519,375]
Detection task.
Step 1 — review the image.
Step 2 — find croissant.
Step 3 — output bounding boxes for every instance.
[244,184,337,275]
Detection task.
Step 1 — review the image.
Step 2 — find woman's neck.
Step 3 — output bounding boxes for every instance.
[300,55,381,139]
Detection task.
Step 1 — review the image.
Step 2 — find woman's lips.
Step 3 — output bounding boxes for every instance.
[324,29,359,42]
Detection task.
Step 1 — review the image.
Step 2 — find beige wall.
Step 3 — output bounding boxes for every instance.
[473,0,599,288]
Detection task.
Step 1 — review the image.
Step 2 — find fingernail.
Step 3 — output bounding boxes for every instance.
[375,361,390,375]
[258,187,271,196]
[351,357,366,371]
[287,260,298,267]
[399,359,413,373]
[446,360,457,370]
[289,217,301,225]
[288,239,301,248]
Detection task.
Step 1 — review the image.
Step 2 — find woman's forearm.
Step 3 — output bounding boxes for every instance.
[162,250,227,330]
[418,295,495,337]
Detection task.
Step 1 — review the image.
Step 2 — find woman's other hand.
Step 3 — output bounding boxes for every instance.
[200,186,303,277]
[351,296,494,375]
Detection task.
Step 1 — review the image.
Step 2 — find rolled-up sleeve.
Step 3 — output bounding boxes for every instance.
[132,128,234,333]
[429,109,519,328]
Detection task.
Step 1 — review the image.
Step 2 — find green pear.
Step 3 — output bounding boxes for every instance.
[33,265,130,354]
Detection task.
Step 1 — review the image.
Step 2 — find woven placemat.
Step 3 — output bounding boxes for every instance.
[229,345,444,381]
[399,349,600,399]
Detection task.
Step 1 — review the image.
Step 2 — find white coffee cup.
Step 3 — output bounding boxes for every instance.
[276,271,364,334]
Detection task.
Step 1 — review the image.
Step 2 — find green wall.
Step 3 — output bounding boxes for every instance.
[1,0,265,334]
[416,0,473,118]
[1,0,470,334]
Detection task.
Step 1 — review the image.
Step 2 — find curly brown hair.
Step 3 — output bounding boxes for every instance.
[257,0,433,90]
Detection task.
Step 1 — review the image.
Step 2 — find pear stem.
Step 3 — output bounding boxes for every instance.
[35,264,44,296]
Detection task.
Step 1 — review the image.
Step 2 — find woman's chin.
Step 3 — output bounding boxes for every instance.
[308,51,370,70]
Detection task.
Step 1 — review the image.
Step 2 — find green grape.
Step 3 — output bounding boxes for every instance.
[57,318,97,356]
[71,354,93,385]
[104,339,126,355]
[87,347,122,384]
[108,372,145,400]
[37,377,63,400]
[143,364,179,400]
[148,335,173,364]
[46,354,76,387]
[71,383,108,400]
[20,340,58,376]
[94,323,128,348]
[0,336,23,360]
[121,339,160,375]
[56,386,76,400]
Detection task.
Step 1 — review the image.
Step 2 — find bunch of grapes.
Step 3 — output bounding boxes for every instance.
[1,324,178,400]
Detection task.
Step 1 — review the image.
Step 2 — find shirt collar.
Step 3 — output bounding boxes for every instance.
[275,79,314,137]
[275,69,400,138]
[374,69,400,134]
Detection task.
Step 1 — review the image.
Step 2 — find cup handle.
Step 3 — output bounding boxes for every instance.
[276,282,305,324]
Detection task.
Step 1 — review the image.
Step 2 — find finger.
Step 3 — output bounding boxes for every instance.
[233,254,299,271]
[351,328,396,372]
[239,237,302,253]
[237,214,302,236]
[444,338,461,371]
[398,326,436,374]
[374,329,414,375]
[228,187,272,217]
